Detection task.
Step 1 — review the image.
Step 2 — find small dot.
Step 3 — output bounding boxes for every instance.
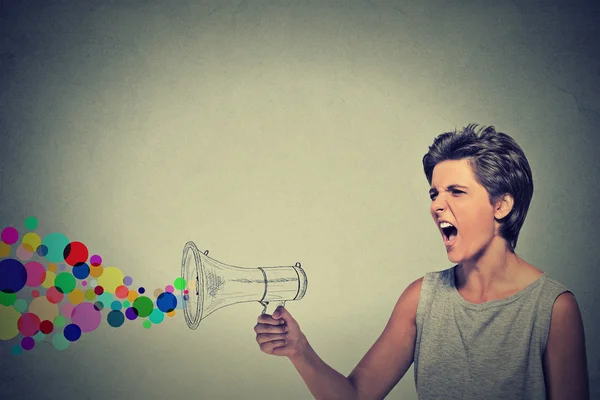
[123,276,133,286]
[24,216,38,230]
[138,287,145,294]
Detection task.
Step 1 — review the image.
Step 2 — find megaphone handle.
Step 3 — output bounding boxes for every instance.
[261,300,286,316]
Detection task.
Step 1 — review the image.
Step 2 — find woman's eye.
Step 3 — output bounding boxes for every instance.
[452,190,464,195]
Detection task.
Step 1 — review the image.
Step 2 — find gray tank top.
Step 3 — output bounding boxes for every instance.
[413,265,570,400]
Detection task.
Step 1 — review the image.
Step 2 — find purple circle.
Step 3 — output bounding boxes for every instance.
[90,254,102,266]
[1,227,18,245]
[21,336,35,351]
[71,302,102,333]
[123,276,133,286]
[125,307,137,320]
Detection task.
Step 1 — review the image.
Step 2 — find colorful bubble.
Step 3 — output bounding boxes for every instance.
[94,286,104,295]
[90,254,102,267]
[89,266,103,278]
[94,301,104,311]
[110,301,122,311]
[24,216,38,230]
[157,292,177,313]
[0,304,21,340]
[52,331,70,350]
[165,285,174,293]
[174,277,186,290]
[41,271,56,289]
[40,320,54,334]
[153,288,162,299]
[0,242,10,257]
[149,308,164,324]
[22,232,41,252]
[36,244,48,257]
[64,241,88,267]
[61,302,74,319]
[0,291,16,306]
[64,324,82,341]
[71,302,102,333]
[46,286,64,304]
[21,336,35,351]
[123,300,130,308]
[17,312,41,336]
[123,276,133,286]
[33,330,45,342]
[31,289,40,298]
[16,244,34,261]
[48,263,57,272]
[13,299,27,312]
[29,296,58,322]
[132,296,153,318]
[11,344,22,355]
[84,289,96,301]
[54,272,76,294]
[1,227,18,245]
[25,261,46,287]
[127,290,138,302]
[42,232,70,263]
[115,285,129,299]
[138,287,145,294]
[167,310,176,317]
[107,310,125,327]
[97,267,124,293]
[0,258,27,293]
[125,307,137,320]
[72,263,90,280]
[53,315,66,328]
[68,288,84,305]
[142,320,151,329]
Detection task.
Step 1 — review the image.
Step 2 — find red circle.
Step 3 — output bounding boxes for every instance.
[64,241,89,267]
[32,290,40,298]
[17,313,41,337]
[46,286,64,304]
[115,285,129,299]
[94,285,104,295]
[40,320,54,334]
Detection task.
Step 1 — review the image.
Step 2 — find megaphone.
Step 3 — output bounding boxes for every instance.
[181,241,308,330]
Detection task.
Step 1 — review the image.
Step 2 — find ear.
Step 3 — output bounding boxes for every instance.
[494,193,514,220]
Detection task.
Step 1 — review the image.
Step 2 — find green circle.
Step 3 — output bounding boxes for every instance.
[52,332,70,350]
[174,277,186,291]
[84,289,96,301]
[53,315,66,328]
[0,291,17,306]
[24,216,38,230]
[123,300,130,308]
[54,272,76,294]
[13,299,27,313]
[132,296,153,318]
[142,320,152,329]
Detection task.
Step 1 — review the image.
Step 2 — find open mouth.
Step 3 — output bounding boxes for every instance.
[440,223,458,244]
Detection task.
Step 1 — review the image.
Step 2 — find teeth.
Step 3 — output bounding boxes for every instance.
[440,222,454,228]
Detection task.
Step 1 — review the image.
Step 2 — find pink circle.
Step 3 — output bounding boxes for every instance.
[71,302,102,333]
[18,313,41,336]
[1,227,18,244]
[25,261,46,287]
[46,287,64,304]
[61,302,74,318]
[16,244,33,261]
[165,285,174,293]
[82,281,87,286]
[90,254,102,266]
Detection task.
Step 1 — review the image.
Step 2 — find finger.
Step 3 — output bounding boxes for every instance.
[257,313,286,325]
[272,306,298,326]
[256,332,287,344]
[260,339,287,354]
[254,323,288,334]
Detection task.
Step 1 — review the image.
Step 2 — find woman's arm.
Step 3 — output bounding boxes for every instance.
[256,277,423,400]
[543,292,590,399]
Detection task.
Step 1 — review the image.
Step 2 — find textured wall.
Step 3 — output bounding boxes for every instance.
[1,0,598,399]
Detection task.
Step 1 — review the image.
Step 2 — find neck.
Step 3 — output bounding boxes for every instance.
[455,237,523,297]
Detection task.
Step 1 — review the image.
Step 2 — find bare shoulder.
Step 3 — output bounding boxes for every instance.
[391,276,424,325]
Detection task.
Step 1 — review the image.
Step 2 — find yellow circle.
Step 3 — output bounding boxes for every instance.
[89,265,103,278]
[97,266,124,294]
[84,289,96,301]
[0,242,10,258]
[42,271,56,288]
[0,305,20,340]
[29,296,59,322]
[22,232,42,252]
[68,288,84,305]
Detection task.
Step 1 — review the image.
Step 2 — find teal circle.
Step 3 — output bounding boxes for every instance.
[13,299,27,312]
[97,292,113,306]
[52,332,70,350]
[11,344,22,356]
[24,216,38,231]
[111,301,122,311]
[42,232,70,262]
[149,308,164,324]
[34,331,45,342]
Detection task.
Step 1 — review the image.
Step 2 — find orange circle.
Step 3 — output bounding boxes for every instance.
[47,263,57,272]
[89,265,103,278]
[167,310,176,317]
[127,290,138,302]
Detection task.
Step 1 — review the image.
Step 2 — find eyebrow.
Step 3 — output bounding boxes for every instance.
[428,184,469,196]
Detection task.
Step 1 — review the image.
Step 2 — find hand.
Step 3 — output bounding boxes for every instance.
[254,306,307,358]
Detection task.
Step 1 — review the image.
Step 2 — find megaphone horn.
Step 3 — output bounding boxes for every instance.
[181,241,308,330]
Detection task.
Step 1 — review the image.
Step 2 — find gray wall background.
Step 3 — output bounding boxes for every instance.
[1,0,598,399]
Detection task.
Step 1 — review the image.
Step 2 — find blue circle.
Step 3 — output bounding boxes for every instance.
[36,244,49,257]
[138,287,145,294]
[107,310,125,328]
[64,324,82,342]
[72,263,90,280]
[110,300,122,311]
[0,258,27,294]
[157,292,177,313]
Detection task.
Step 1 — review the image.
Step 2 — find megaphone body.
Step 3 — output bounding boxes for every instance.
[181,241,308,329]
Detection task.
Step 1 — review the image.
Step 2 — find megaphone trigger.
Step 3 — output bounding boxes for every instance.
[260,300,286,316]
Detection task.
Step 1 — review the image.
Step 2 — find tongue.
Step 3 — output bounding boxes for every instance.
[448,229,457,241]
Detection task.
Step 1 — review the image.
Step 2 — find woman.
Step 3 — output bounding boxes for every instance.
[254,124,589,399]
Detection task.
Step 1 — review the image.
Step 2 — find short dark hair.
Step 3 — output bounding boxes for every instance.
[422,124,534,252]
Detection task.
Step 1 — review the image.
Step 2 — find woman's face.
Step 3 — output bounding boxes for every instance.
[429,159,500,264]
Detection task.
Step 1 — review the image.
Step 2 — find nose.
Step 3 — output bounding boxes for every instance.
[431,196,446,214]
